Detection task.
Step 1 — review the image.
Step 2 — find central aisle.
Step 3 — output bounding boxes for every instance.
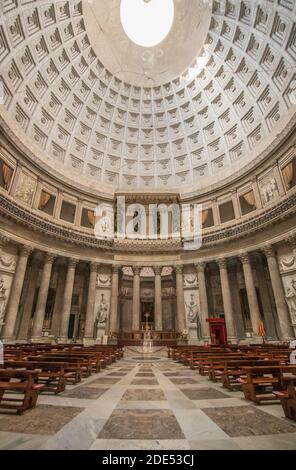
[0,351,295,450]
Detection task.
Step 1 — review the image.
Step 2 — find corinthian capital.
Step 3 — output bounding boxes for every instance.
[19,245,33,257]
[132,266,142,276]
[44,253,56,264]
[262,245,275,258]
[153,265,163,276]
[174,265,183,275]
[285,235,296,249]
[217,258,228,269]
[112,264,121,275]
[0,234,10,250]
[239,253,251,265]
[67,258,78,269]
[195,262,206,272]
[90,261,99,273]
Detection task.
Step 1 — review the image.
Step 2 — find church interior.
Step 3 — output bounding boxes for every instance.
[0,0,296,451]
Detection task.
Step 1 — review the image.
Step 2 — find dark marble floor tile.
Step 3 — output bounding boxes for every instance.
[170,378,200,385]
[164,372,196,377]
[0,405,82,435]
[181,388,229,400]
[202,406,296,437]
[88,377,120,385]
[131,378,159,386]
[98,409,184,439]
[136,373,155,377]
[62,387,108,399]
[107,372,127,377]
[122,389,166,401]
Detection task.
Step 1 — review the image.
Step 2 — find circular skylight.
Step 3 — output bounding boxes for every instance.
[120,0,175,48]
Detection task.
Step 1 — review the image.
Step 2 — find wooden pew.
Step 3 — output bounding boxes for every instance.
[221,360,281,390]
[274,379,296,421]
[4,361,69,394]
[28,355,88,380]
[239,365,296,405]
[0,369,44,414]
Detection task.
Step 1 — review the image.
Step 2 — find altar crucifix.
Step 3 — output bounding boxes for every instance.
[144,312,150,331]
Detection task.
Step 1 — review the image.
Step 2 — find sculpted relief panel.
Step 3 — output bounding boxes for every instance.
[258,170,280,206]
[15,171,37,206]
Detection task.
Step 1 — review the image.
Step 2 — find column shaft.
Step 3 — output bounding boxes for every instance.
[84,262,98,339]
[175,266,186,333]
[218,259,236,342]
[196,263,210,340]
[109,265,120,334]
[2,246,32,340]
[132,266,141,331]
[264,246,293,340]
[240,254,261,337]
[59,259,77,341]
[51,265,67,337]
[31,254,55,340]
[154,266,163,331]
[17,259,39,340]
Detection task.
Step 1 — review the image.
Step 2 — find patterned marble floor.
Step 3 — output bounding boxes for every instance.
[0,352,296,450]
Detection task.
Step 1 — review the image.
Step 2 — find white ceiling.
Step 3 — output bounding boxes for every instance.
[0,0,296,194]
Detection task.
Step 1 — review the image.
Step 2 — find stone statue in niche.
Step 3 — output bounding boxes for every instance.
[0,278,7,327]
[260,177,278,204]
[285,279,296,324]
[185,293,202,339]
[96,293,109,324]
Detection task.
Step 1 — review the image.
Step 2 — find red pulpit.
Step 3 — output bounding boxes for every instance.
[206,318,227,345]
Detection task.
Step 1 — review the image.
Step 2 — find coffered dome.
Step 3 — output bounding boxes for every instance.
[1,0,296,195]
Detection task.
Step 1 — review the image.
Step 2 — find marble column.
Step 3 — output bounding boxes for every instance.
[255,259,278,340]
[175,265,186,333]
[240,253,261,339]
[59,258,77,342]
[84,262,99,342]
[17,258,39,340]
[263,246,294,340]
[132,266,141,331]
[195,262,210,340]
[109,265,120,334]
[31,253,55,341]
[218,259,236,342]
[1,245,32,341]
[153,266,163,331]
[51,264,67,337]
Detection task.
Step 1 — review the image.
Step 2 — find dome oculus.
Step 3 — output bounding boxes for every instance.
[120,0,175,48]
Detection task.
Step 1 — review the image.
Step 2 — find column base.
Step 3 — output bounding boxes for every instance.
[56,337,70,344]
[30,336,51,344]
[83,338,96,346]
[226,336,237,344]
[1,337,16,344]
[289,324,296,339]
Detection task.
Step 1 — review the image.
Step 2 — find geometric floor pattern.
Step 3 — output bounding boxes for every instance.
[0,353,296,450]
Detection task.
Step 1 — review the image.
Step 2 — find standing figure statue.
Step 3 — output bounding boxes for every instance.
[285,279,296,324]
[185,293,202,339]
[97,293,109,324]
[0,278,7,328]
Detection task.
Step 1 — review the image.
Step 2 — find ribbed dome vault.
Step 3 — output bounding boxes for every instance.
[0,0,296,194]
